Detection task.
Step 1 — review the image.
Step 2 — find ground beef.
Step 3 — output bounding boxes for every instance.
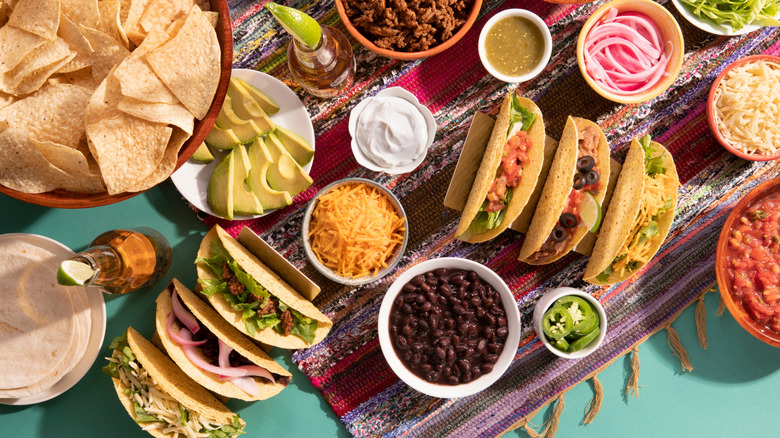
[280,309,294,336]
[221,264,245,296]
[258,298,278,315]
[343,0,473,52]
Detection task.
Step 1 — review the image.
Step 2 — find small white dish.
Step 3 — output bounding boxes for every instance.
[478,9,552,83]
[378,258,520,398]
[0,234,106,405]
[170,69,315,220]
[671,0,778,36]
[348,87,436,175]
[533,287,607,360]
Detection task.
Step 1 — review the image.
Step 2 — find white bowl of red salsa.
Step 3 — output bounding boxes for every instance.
[716,179,780,347]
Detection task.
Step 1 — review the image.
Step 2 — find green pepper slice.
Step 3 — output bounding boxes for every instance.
[568,326,600,352]
[553,337,570,352]
[554,296,595,333]
[542,306,574,340]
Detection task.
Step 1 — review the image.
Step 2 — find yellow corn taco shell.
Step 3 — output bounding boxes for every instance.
[518,116,610,264]
[583,138,678,284]
[455,93,546,243]
[155,279,291,401]
[196,225,332,349]
[112,327,245,438]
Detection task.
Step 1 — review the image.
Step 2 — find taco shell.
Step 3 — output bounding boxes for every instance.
[518,116,610,263]
[112,327,244,438]
[155,279,291,401]
[455,93,546,242]
[583,138,678,284]
[196,225,332,349]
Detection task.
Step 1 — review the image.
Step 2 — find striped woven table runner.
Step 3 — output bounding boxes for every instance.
[201,0,780,436]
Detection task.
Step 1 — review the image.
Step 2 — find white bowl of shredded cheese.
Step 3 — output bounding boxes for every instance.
[349,87,436,174]
[708,55,780,161]
[301,178,409,286]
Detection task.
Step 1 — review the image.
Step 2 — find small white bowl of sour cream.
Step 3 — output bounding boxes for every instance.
[349,87,437,174]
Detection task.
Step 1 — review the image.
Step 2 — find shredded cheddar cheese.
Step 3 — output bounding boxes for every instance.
[612,171,675,278]
[308,183,406,278]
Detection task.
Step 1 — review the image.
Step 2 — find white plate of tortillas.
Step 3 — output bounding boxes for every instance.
[0,234,106,405]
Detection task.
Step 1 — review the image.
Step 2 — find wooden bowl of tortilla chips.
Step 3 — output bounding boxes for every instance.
[0,0,232,208]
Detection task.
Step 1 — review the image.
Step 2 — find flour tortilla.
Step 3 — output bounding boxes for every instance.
[518,116,611,264]
[455,94,546,243]
[113,327,243,437]
[155,279,290,401]
[584,138,679,284]
[196,225,333,349]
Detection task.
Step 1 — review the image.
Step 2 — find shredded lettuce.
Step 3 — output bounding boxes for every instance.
[639,134,666,177]
[195,240,318,344]
[679,0,780,31]
[101,331,134,378]
[508,92,537,136]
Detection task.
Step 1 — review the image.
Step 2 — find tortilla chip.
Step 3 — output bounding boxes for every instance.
[85,68,123,122]
[196,226,333,349]
[112,30,179,105]
[35,139,105,192]
[140,0,191,33]
[122,0,151,46]
[8,0,60,40]
[0,82,91,146]
[154,280,290,401]
[60,0,99,29]
[118,96,194,134]
[0,128,73,192]
[57,11,93,55]
[80,26,130,84]
[123,127,186,192]
[49,66,98,90]
[146,7,219,119]
[0,91,14,111]
[0,26,46,74]
[97,0,130,48]
[0,2,10,27]
[85,113,171,194]
[2,38,74,94]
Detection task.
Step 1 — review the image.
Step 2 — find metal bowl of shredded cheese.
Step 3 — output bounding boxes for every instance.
[708,55,780,161]
[301,178,408,285]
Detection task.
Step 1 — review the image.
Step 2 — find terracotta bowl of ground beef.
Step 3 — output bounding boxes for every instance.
[335,0,483,60]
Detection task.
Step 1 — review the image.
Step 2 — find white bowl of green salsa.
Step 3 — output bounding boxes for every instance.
[478,9,552,83]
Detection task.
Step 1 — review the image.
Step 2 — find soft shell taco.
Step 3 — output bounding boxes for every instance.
[102,327,246,438]
[455,92,546,242]
[518,116,611,264]
[584,135,679,284]
[195,225,332,349]
[155,279,291,401]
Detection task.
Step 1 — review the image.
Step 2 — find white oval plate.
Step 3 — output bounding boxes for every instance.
[671,0,778,36]
[171,69,315,220]
[0,233,106,406]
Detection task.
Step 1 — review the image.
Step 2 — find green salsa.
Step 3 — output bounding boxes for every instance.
[484,16,544,77]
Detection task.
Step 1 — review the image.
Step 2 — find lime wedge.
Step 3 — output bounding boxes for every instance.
[580,192,602,233]
[57,260,95,286]
[266,2,322,50]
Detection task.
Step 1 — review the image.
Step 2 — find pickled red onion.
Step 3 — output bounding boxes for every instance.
[171,288,200,334]
[178,329,249,377]
[167,312,207,346]
[583,8,671,96]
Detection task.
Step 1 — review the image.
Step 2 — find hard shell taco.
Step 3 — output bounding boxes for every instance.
[518,116,611,264]
[455,91,546,242]
[584,135,679,284]
[155,279,291,402]
[102,327,246,438]
[195,225,332,349]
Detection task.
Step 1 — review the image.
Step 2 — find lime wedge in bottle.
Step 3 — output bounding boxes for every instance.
[580,192,602,233]
[266,2,322,50]
[57,260,95,286]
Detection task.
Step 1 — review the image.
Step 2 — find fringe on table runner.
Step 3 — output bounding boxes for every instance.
[695,292,708,350]
[541,394,565,438]
[582,375,603,425]
[666,325,694,372]
[625,346,640,398]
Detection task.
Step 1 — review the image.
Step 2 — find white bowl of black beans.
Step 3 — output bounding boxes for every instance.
[533,287,607,359]
[378,258,521,398]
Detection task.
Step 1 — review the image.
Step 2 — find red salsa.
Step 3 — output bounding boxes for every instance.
[485,131,532,213]
[726,192,780,333]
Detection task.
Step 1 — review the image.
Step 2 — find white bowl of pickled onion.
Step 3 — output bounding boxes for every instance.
[577,0,684,104]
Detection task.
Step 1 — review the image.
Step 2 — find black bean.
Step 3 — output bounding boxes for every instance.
[484,314,496,325]
[434,268,449,277]
[427,292,437,303]
[402,283,417,293]
[426,276,439,286]
[470,297,482,307]
[496,327,508,338]
[481,363,494,373]
[421,363,432,372]
[411,275,424,285]
[449,273,464,285]
[395,336,409,350]
[435,346,445,359]
[458,323,468,335]
[439,337,450,347]
[475,307,485,318]
[497,317,507,327]
[483,298,494,307]
[421,302,432,312]
[426,371,440,382]
[446,347,456,362]
[438,284,452,296]
[467,271,478,281]
[484,354,498,364]
[442,366,452,377]
[420,282,432,293]
[412,342,423,353]
[460,372,472,383]
[395,296,404,306]
[463,348,474,358]
[402,325,413,336]
[402,304,413,314]
[483,326,495,338]
[418,320,429,331]
[487,343,501,354]
[476,339,486,353]
[448,375,460,384]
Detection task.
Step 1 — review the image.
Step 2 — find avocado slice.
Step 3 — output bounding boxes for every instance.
[189,142,214,163]
[227,78,277,135]
[246,138,293,211]
[274,125,314,167]
[205,124,240,150]
[207,150,234,220]
[234,77,280,115]
[215,94,265,143]
[264,133,313,196]
[232,144,263,216]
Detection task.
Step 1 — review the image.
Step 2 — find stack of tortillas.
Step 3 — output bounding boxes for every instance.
[0,239,91,400]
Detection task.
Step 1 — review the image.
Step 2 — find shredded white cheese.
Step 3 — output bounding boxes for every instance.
[714,60,780,156]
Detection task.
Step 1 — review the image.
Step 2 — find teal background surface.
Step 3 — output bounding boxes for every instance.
[1,182,779,437]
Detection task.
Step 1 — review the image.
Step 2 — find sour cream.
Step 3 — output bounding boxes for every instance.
[354,96,428,168]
